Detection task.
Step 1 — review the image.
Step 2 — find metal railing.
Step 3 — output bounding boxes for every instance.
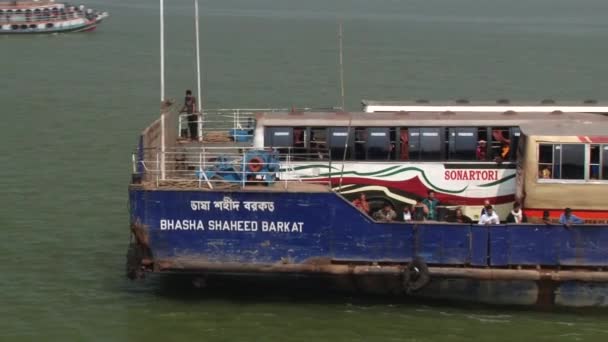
[132,146,333,190]
[176,107,328,143]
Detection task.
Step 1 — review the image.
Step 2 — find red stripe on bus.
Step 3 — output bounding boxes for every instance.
[588,136,608,143]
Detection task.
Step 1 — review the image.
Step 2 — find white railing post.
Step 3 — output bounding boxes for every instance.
[242,153,247,189]
[160,113,166,180]
[178,114,182,138]
[197,114,203,142]
[198,152,202,188]
[156,152,160,187]
[132,153,136,174]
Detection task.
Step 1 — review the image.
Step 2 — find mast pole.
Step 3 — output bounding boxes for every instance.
[160,0,166,180]
[195,0,202,113]
[160,0,165,102]
[338,21,345,111]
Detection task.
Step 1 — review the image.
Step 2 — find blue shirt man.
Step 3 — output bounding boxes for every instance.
[559,208,584,226]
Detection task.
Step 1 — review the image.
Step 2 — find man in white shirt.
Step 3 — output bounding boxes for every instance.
[478,205,500,225]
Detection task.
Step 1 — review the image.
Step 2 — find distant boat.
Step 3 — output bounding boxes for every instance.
[0,0,108,34]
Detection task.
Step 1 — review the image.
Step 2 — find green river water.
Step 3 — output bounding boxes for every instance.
[1,0,608,340]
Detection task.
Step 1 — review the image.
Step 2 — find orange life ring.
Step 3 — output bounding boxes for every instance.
[248,157,264,172]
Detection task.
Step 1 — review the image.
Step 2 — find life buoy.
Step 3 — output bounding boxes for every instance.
[248,156,264,172]
[403,257,430,293]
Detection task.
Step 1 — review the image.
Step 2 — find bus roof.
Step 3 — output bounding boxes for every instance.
[255,111,608,136]
[361,99,608,114]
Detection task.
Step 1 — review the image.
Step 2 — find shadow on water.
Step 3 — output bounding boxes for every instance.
[124,273,608,316]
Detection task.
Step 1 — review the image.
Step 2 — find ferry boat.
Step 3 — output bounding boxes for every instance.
[127,103,608,308]
[0,1,108,34]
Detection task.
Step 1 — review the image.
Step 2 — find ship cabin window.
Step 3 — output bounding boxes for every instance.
[409,128,442,161]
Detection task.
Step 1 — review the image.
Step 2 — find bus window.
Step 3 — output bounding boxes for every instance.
[265,127,293,147]
[410,128,442,161]
[603,145,608,180]
[367,127,390,160]
[538,144,553,179]
[561,144,585,180]
[328,127,351,160]
[510,128,521,161]
[354,128,366,160]
[389,128,398,160]
[310,128,327,159]
[448,127,477,160]
[538,144,585,180]
[293,127,307,160]
[590,145,600,180]
[400,129,409,160]
[491,128,510,160]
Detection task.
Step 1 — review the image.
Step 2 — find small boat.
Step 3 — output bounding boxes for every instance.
[0,0,108,34]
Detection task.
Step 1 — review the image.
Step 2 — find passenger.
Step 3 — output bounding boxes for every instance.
[352,193,370,214]
[480,199,491,217]
[422,190,440,221]
[500,143,510,159]
[540,166,552,179]
[476,140,487,160]
[449,207,473,224]
[402,204,413,222]
[179,90,199,141]
[373,204,397,223]
[478,205,500,225]
[412,201,429,221]
[506,202,527,224]
[559,208,584,227]
[542,210,552,225]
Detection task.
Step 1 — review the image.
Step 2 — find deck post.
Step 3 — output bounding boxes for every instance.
[160,112,166,180]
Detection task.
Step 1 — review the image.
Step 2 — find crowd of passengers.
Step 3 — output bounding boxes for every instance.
[352,190,586,227]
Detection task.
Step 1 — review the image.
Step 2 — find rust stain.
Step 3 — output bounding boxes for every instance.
[130,220,150,247]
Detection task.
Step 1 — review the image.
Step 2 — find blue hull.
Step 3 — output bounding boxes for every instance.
[128,186,608,307]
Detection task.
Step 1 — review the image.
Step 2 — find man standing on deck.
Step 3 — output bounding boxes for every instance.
[422,190,440,221]
[180,90,199,141]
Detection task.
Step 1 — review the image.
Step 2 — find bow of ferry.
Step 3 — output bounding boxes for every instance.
[127,103,608,308]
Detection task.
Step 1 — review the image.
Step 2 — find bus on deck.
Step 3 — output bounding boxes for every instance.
[252,110,608,222]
